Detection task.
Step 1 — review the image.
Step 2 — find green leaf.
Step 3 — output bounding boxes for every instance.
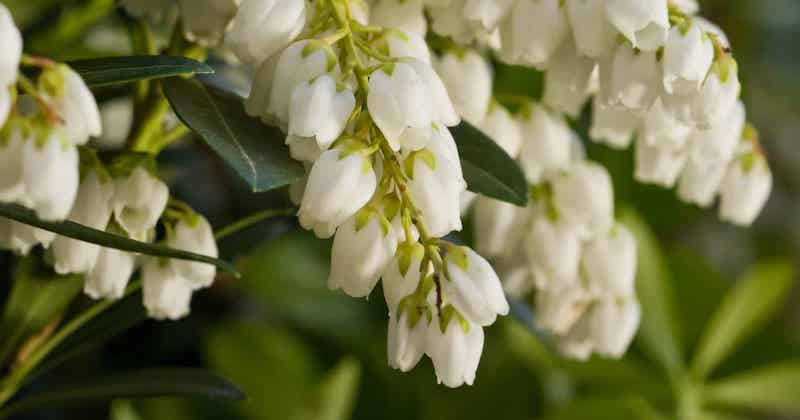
[163,76,304,193]
[541,395,668,420]
[691,259,794,378]
[305,357,362,420]
[69,55,214,87]
[0,368,244,419]
[0,203,238,275]
[451,121,528,206]
[0,258,83,366]
[619,207,684,375]
[706,360,800,415]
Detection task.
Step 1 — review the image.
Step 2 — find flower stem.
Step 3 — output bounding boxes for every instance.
[214,208,297,241]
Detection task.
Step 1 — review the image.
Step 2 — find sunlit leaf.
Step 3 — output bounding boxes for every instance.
[707,360,800,415]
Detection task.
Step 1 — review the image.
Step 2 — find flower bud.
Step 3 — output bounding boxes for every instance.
[225,0,306,65]
[329,209,397,298]
[435,50,492,124]
[543,38,596,118]
[477,104,522,158]
[551,162,615,237]
[634,139,687,188]
[473,196,527,258]
[518,106,574,184]
[662,21,714,95]
[288,75,356,151]
[443,246,509,326]
[524,215,583,287]
[22,132,80,222]
[177,0,238,46]
[299,147,378,238]
[0,3,21,87]
[382,242,426,312]
[589,97,640,149]
[581,225,637,298]
[498,0,567,68]
[565,0,617,59]
[426,310,484,388]
[52,170,115,274]
[112,166,169,236]
[719,153,772,226]
[142,258,194,320]
[589,298,641,358]
[49,65,102,145]
[371,0,427,36]
[387,308,428,372]
[604,0,669,51]
[84,245,136,300]
[167,215,218,290]
[606,44,661,113]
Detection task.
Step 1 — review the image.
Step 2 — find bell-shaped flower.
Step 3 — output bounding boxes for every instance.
[691,100,745,162]
[177,0,238,46]
[384,31,431,64]
[96,98,133,150]
[518,106,574,184]
[112,166,169,236]
[0,127,26,203]
[535,285,592,335]
[589,97,640,149]
[604,0,669,51]
[640,99,693,150]
[84,245,136,300]
[405,144,463,237]
[473,196,527,258]
[498,0,567,69]
[225,0,306,65]
[167,215,218,290]
[0,219,56,255]
[634,139,687,187]
[606,44,661,113]
[496,257,535,299]
[662,21,714,95]
[719,152,772,226]
[477,104,522,158]
[691,56,741,129]
[435,50,492,124]
[697,17,729,49]
[22,132,80,221]
[388,307,429,372]
[463,0,515,32]
[565,0,617,59]
[551,162,615,237]
[52,169,115,274]
[524,215,583,288]
[588,298,641,358]
[142,258,194,320]
[426,309,484,388]
[245,54,278,122]
[285,135,323,163]
[329,208,398,298]
[383,241,426,312]
[543,38,596,118]
[677,157,728,208]
[0,87,10,128]
[288,75,355,152]
[427,0,476,43]
[0,4,21,88]
[44,65,102,146]
[298,147,378,238]
[371,0,426,36]
[581,224,637,298]
[442,246,509,326]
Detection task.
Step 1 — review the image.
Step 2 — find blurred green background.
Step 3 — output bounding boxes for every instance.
[2,0,799,419]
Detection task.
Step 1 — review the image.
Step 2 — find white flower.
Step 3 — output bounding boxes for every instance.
[177,0,239,46]
[0,3,22,87]
[382,242,426,312]
[52,170,115,274]
[672,0,699,15]
[329,209,397,298]
[543,39,596,118]
[588,298,641,358]
[167,215,218,289]
[435,50,492,124]
[245,54,278,122]
[0,87,10,128]
[719,153,772,226]
[604,0,669,51]
[385,32,431,64]
[285,135,323,163]
[0,127,26,203]
[498,0,567,68]
[551,162,615,237]
[22,132,80,221]
[288,75,355,151]
[691,57,741,129]
[565,0,617,59]
[442,246,509,326]
[427,0,475,43]
[84,246,136,300]
[690,100,745,162]
[112,166,169,236]
[0,220,56,255]
[640,99,693,150]
[387,309,428,372]
[662,21,714,95]
[405,143,463,237]
[473,196,527,258]
[49,65,102,146]
[581,225,637,298]
[225,0,306,65]
[634,138,687,188]
[677,157,728,208]
[589,97,640,149]
[370,0,426,36]
[298,147,377,238]
[96,98,133,150]
[368,60,458,150]
[142,258,194,320]
[463,0,515,32]
[524,215,583,287]
[697,17,729,50]
[426,313,484,388]
[535,286,591,335]
[477,104,522,158]
[518,106,574,184]
[606,44,661,113]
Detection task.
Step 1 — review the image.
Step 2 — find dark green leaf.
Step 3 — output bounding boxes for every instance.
[163,77,304,193]
[707,360,800,415]
[0,368,244,418]
[0,203,238,275]
[619,207,684,374]
[69,55,214,87]
[451,121,528,206]
[692,259,794,378]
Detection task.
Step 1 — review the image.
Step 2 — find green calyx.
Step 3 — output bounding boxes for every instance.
[396,295,432,329]
[444,245,469,272]
[38,64,67,99]
[403,149,436,180]
[713,55,738,83]
[397,242,425,277]
[78,147,111,184]
[439,305,470,334]
[382,194,401,222]
[354,206,391,237]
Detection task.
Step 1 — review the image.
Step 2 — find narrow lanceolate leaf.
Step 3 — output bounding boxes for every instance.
[692,259,794,379]
[706,360,800,415]
[0,368,245,418]
[69,55,214,87]
[451,121,528,206]
[163,76,304,192]
[307,357,362,420]
[0,203,238,275]
[619,207,684,374]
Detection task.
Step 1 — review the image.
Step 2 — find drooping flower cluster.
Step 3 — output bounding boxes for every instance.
[0,6,219,320]
[234,0,508,387]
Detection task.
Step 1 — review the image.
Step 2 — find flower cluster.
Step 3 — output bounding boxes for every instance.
[0,5,218,320]
[231,0,508,387]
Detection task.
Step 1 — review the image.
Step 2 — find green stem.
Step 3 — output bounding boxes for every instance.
[214,208,297,241]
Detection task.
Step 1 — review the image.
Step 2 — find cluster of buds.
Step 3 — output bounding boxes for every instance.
[0,5,218,320]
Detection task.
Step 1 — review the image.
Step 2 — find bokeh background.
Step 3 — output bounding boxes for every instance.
[2,0,799,419]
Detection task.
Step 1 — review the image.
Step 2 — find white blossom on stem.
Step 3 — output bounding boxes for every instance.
[605,43,661,113]
[84,245,136,300]
[518,106,574,184]
[634,138,687,188]
[288,75,356,151]
[581,225,637,298]
[22,132,80,222]
[473,196,527,259]
[112,166,169,236]
[388,309,428,372]
[719,152,772,226]
[477,104,522,158]
[543,38,596,117]
[551,162,615,237]
[48,65,102,146]
[604,0,669,51]
[167,215,218,290]
[382,242,426,312]
[442,246,510,326]
[177,0,239,46]
[225,0,307,65]
[565,0,617,59]
[370,0,426,36]
[426,312,484,388]
[0,3,21,88]
[662,20,714,95]
[498,0,567,69]
[142,258,194,320]
[435,50,492,124]
[589,97,640,149]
